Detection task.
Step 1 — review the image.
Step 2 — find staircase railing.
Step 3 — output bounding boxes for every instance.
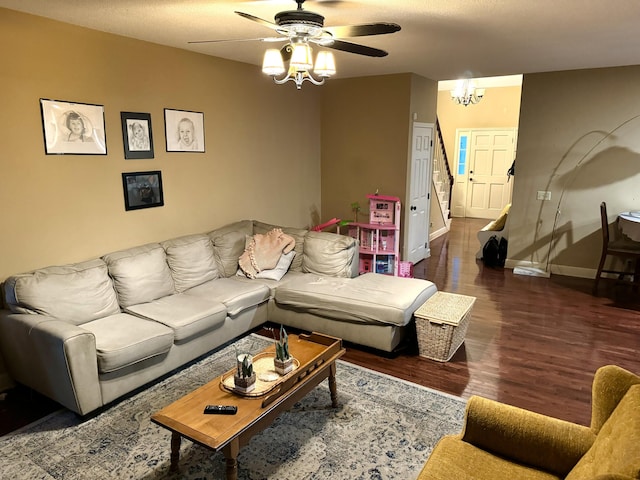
[434,118,453,219]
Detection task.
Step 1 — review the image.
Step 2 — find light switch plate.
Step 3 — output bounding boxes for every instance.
[537,191,551,201]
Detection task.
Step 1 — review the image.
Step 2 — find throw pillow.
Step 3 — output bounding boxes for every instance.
[236,251,295,281]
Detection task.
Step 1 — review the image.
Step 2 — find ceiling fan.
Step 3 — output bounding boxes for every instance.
[189,0,401,88]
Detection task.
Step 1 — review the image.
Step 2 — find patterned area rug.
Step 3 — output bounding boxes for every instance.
[0,334,465,479]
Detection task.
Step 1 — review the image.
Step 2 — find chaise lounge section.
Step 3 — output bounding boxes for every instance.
[0,219,437,415]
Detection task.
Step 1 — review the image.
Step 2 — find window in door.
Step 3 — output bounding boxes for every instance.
[457,135,468,175]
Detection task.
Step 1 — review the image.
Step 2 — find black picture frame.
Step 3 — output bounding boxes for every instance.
[40,98,107,155]
[122,171,164,211]
[121,112,154,159]
[164,108,205,152]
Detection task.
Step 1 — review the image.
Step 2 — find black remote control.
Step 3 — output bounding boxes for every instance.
[203,405,237,415]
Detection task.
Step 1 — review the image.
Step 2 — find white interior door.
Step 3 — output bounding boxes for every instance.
[452,128,516,219]
[406,122,433,264]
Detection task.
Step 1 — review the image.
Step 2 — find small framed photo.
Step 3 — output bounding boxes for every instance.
[164,108,205,152]
[40,98,107,155]
[121,171,164,211]
[121,112,154,159]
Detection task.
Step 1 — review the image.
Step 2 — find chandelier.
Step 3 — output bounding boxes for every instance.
[262,41,336,89]
[450,79,485,106]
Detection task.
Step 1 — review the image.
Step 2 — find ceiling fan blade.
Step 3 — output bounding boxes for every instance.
[324,23,401,38]
[235,11,280,31]
[188,37,285,45]
[324,39,388,57]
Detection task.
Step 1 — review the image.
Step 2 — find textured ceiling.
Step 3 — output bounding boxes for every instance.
[2,0,640,82]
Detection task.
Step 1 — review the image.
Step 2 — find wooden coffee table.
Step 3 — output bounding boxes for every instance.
[151,332,345,479]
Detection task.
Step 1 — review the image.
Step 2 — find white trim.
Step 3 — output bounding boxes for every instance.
[429,225,449,242]
[505,260,601,280]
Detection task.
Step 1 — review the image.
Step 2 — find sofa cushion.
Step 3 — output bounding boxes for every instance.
[125,293,227,343]
[565,384,640,479]
[3,259,120,325]
[253,220,307,272]
[103,243,175,308]
[162,234,218,292]
[209,220,254,277]
[232,270,307,298]
[302,231,357,278]
[417,436,561,480]
[82,313,174,373]
[184,277,270,317]
[275,272,437,327]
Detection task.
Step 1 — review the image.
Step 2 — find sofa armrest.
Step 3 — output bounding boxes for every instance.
[0,311,102,415]
[460,396,595,476]
[590,364,640,433]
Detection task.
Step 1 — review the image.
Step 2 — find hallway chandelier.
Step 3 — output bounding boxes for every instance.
[262,41,336,89]
[450,79,485,106]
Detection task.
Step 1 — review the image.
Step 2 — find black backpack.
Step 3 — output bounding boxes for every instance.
[482,236,507,268]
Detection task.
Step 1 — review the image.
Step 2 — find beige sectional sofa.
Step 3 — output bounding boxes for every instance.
[0,219,437,415]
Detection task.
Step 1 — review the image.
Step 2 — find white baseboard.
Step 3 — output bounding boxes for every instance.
[429,225,449,242]
[505,259,598,279]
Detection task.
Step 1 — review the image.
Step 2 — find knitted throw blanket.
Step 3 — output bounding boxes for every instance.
[239,228,296,278]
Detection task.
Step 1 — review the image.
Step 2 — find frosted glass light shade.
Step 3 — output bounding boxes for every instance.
[290,43,313,69]
[262,49,285,76]
[314,51,336,77]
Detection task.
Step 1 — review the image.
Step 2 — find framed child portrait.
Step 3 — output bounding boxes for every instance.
[40,98,107,155]
[164,108,205,153]
[121,112,154,159]
[121,171,164,211]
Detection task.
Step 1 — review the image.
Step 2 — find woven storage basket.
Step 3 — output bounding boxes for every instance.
[414,291,476,362]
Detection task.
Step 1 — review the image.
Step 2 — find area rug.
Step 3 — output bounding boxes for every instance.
[0,334,465,479]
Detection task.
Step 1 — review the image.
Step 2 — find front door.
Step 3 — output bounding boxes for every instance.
[406,122,433,264]
[452,128,516,219]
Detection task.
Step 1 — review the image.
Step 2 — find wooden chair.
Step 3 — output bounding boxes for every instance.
[593,202,640,295]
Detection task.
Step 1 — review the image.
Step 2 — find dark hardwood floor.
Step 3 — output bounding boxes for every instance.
[340,217,640,426]
[1,217,639,436]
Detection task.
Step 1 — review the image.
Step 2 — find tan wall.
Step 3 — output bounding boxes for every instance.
[0,9,322,282]
[509,66,640,275]
[320,73,438,258]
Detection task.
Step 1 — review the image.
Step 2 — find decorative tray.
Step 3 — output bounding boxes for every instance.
[220,351,299,397]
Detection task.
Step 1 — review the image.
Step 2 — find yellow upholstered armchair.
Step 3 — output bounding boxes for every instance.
[418,365,640,480]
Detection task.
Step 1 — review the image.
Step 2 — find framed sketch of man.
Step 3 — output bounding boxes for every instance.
[164,108,205,152]
[121,112,154,159]
[40,99,107,155]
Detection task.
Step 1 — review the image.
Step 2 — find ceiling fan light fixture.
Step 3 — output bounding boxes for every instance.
[262,48,285,76]
[314,50,336,77]
[289,43,314,70]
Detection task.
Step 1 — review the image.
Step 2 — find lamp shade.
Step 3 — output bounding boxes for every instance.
[314,51,336,77]
[290,43,313,70]
[262,49,285,76]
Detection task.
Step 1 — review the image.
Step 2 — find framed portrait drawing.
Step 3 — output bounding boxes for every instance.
[121,171,164,211]
[40,98,107,155]
[164,108,205,152]
[121,112,154,159]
